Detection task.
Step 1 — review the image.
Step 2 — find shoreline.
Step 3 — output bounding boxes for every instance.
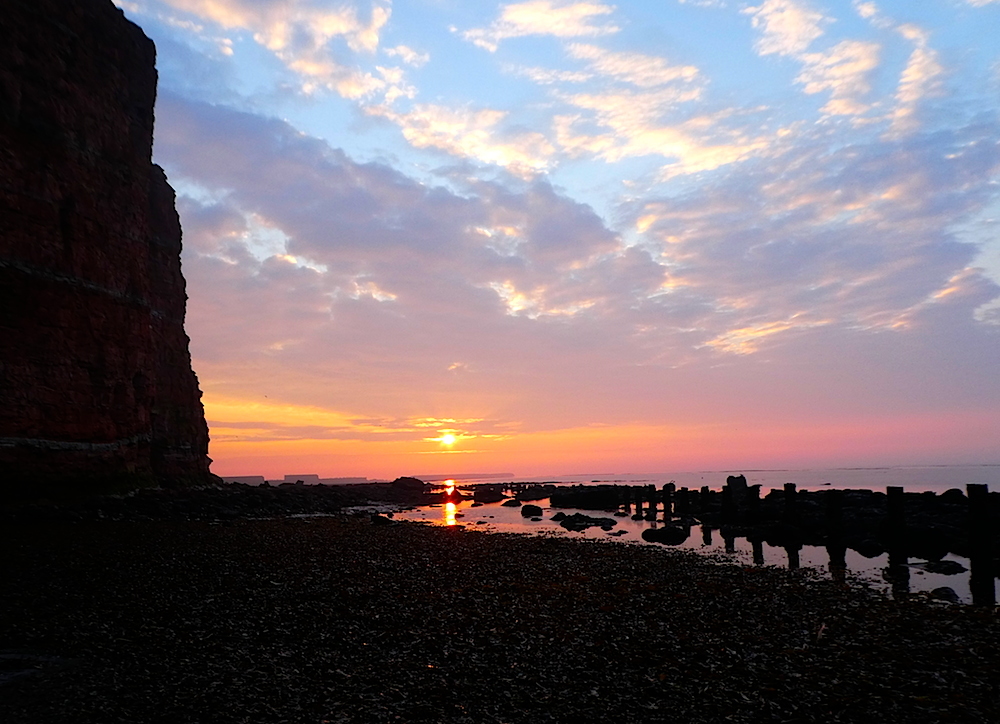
[1,499,999,722]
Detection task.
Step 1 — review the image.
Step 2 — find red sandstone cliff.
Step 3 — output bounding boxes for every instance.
[0,0,213,491]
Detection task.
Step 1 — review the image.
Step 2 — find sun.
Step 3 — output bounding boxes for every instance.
[439,433,457,446]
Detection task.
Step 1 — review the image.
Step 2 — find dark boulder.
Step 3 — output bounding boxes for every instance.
[392,477,428,491]
[521,504,544,518]
[917,559,967,575]
[558,513,618,532]
[473,485,506,503]
[930,587,960,603]
[642,526,690,545]
[501,498,522,507]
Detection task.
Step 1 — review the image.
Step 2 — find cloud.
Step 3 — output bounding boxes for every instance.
[743,0,828,58]
[384,44,429,67]
[887,25,944,136]
[852,1,879,19]
[631,116,1000,348]
[509,65,594,84]
[365,102,555,175]
[139,0,391,97]
[554,90,767,176]
[797,40,880,116]
[566,43,700,88]
[743,1,887,119]
[463,1,619,53]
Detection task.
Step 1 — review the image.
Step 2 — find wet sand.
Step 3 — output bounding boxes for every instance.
[2,513,998,722]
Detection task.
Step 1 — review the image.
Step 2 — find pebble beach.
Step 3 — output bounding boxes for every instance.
[1,501,998,723]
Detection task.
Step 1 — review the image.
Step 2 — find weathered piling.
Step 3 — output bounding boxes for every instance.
[632,486,647,520]
[645,484,658,520]
[746,484,761,523]
[782,483,797,523]
[967,483,995,606]
[721,485,734,523]
[885,486,910,598]
[677,487,690,516]
[786,543,801,570]
[724,532,736,554]
[661,482,674,518]
[825,490,847,584]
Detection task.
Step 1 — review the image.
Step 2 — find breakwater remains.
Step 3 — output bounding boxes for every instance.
[457,477,999,605]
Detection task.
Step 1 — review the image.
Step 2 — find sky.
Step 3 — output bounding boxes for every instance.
[113,0,1000,479]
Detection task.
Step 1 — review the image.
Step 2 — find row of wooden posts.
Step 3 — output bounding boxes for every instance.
[502,481,997,606]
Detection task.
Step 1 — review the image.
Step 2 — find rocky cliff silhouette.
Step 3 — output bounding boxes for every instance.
[0,0,213,493]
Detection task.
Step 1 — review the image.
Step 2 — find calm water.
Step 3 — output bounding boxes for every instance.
[395,465,1000,604]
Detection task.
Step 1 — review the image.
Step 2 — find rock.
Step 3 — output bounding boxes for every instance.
[514,484,558,501]
[642,526,691,545]
[473,485,506,504]
[558,513,618,532]
[852,539,885,559]
[391,477,428,491]
[550,512,567,521]
[0,0,214,493]
[521,504,544,517]
[929,587,960,603]
[939,489,966,504]
[501,499,522,507]
[916,559,967,575]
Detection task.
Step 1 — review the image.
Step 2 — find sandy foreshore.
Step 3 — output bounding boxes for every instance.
[1,510,997,723]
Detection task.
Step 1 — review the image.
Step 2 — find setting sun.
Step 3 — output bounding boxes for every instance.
[439,433,457,446]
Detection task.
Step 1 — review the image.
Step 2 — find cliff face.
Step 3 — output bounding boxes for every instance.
[0,0,213,491]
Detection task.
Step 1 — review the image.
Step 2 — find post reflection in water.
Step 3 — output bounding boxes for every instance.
[827,544,847,584]
[443,501,458,526]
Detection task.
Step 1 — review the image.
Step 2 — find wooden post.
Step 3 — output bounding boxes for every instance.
[677,487,689,516]
[646,484,658,520]
[721,485,734,523]
[632,486,644,519]
[699,485,710,514]
[724,533,736,554]
[662,483,674,519]
[786,543,800,570]
[885,486,910,599]
[622,486,631,515]
[825,490,846,583]
[701,524,712,546]
[967,484,995,606]
[783,483,797,522]
[747,485,761,523]
[751,538,764,566]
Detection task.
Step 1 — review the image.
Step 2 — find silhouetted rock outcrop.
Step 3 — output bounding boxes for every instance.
[0,0,213,493]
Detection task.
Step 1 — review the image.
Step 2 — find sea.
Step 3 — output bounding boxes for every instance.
[392,465,1000,605]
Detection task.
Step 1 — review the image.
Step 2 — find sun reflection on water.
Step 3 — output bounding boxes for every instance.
[444,501,458,526]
